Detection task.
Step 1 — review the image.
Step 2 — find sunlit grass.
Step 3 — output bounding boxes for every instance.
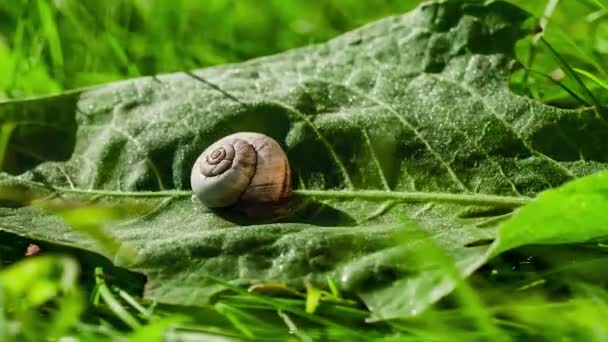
[0,0,420,98]
[1,0,606,103]
[3,245,608,340]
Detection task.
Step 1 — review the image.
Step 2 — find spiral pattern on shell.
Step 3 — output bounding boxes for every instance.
[190,132,291,208]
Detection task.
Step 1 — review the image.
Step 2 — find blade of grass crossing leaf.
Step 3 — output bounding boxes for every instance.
[58,207,138,266]
[145,301,157,319]
[97,287,141,330]
[94,268,141,330]
[222,294,367,318]
[277,311,296,333]
[203,275,360,333]
[574,68,608,90]
[305,284,322,314]
[395,218,510,341]
[0,123,16,172]
[214,303,254,338]
[90,280,101,306]
[277,310,313,342]
[217,301,285,335]
[540,38,601,106]
[115,287,152,320]
[326,276,341,298]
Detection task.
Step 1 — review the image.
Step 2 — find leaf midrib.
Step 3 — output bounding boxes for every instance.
[12,179,532,207]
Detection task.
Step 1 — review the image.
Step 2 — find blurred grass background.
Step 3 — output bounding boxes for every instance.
[0,0,420,98]
[0,0,607,107]
[2,0,608,341]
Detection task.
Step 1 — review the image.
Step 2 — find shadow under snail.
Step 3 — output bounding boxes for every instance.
[190,132,292,209]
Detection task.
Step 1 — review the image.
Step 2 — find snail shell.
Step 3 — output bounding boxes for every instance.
[190,132,291,208]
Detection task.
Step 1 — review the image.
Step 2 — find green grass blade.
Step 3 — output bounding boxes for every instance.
[326,276,341,298]
[393,219,510,341]
[95,269,141,330]
[551,25,606,75]
[591,0,608,11]
[305,284,322,314]
[214,303,255,338]
[36,0,64,77]
[116,287,152,321]
[203,275,360,334]
[0,122,16,172]
[521,0,560,88]
[574,68,608,90]
[540,38,601,106]
[524,68,591,106]
[106,34,140,77]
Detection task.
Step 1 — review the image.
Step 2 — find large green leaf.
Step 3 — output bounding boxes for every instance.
[493,171,608,255]
[1,0,607,321]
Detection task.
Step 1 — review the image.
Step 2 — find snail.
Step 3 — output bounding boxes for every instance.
[190,132,292,209]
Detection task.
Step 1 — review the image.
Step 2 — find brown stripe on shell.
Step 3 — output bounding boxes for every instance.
[235,141,258,203]
[279,156,292,201]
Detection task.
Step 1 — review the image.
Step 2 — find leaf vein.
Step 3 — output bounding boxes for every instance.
[428,74,575,179]
[271,100,355,189]
[308,77,471,192]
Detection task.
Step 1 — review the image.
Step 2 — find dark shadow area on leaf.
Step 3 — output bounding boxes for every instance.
[462,1,530,56]
[0,184,38,208]
[0,231,146,295]
[458,206,514,219]
[213,102,292,147]
[466,243,608,322]
[1,94,78,175]
[342,262,417,293]
[464,238,495,248]
[0,231,32,266]
[209,198,357,227]
[483,244,608,284]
